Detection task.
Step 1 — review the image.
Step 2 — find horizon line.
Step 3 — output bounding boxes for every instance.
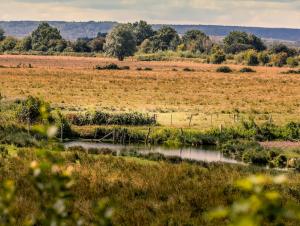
[1,20,300,30]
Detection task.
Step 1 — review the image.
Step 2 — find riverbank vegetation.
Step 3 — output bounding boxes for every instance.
[1,138,300,225]
[2,96,300,169]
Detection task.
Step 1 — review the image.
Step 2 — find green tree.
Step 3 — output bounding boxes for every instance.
[132,20,155,46]
[14,36,32,51]
[72,38,91,53]
[224,31,266,54]
[182,30,211,53]
[271,43,297,57]
[0,28,5,41]
[104,24,137,61]
[31,22,63,51]
[89,37,105,52]
[0,37,17,52]
[149,26,180,52]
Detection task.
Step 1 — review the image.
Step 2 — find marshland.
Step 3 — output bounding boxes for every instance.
[1,14,300,226]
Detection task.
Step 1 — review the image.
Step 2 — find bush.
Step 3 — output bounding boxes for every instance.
[67,111,156,126]
[210,51,226,64]
[244,50,259,66]
[183,67,195,72]
[240,67,256,73]
[286,57,299,68]
[281,69,300,74]
[95,63,130,70]
[16,96,51,124]
[216,66,232,73]
[274,154,288,168]
[258,51,270,65]
[271,53,288,67]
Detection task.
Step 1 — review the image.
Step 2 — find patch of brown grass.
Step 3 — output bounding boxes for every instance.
[0,55,299,129]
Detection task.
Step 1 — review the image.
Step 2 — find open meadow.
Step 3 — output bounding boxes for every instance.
[0,55,300,129]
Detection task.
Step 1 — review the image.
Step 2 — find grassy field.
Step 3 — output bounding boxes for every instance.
[0,54,300,130]
[2,146,300,226]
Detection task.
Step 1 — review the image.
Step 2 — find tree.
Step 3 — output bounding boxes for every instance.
[148,26,180,52]
[89,37,105,52]
[270,43,297,57]
[182,30,212,53]
[72,38,92,52]
[31,22,63,51]
[14,36,32,51]
[0,36,17,52]
[224,31,266,54]
[132,20,155,46]
[0,28,5,41]
[104,24,137,61]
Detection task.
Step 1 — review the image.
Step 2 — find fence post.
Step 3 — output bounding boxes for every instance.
[189,114,193,127]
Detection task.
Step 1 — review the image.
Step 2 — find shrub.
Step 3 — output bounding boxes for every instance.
[274,154,288,168]
[242,149,269,166]
[258,51,270,65]
[244,49,259,66]
[286,57,299,68]
[240,67,256,73]
[216,66,232,73]
[95,63,130,70]
[67,111,156,126]
[210,51,226,64]
[16,96,51,124]
[281,69,300,74]
[136,67,152,71]
[271,52,288,67]
[183,67,195,72]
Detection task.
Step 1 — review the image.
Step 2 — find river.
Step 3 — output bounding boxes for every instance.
[64,141,238,164]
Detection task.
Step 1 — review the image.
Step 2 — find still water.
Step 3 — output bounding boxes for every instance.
[65,141,238,164]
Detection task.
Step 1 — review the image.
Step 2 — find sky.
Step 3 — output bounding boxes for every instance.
[0,0,299,28]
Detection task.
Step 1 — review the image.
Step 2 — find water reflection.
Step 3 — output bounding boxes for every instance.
[64,141,238,164]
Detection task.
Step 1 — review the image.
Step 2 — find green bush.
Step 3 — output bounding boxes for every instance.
[271,52,288,67]
[66,111,156,126]
[216,66,232,73]
[95,63,130,70]
[286,57,299,68]
[240,67,256,73]
[281,69,300,74]
[16,96,51,124]
[210,51,226,64]
[258,51,270,65]
[244,50,259,66]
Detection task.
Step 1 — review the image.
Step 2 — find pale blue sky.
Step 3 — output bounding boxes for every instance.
[0,0,299,28]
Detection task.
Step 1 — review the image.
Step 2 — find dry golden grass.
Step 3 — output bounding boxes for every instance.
[0,55,300,129]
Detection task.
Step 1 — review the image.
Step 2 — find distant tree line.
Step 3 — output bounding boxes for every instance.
[0,21,299,67]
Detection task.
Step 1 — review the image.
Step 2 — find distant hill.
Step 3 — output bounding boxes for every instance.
[0,21,300,43]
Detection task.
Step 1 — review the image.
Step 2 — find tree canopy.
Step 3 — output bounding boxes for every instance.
[182,30,212,53]
[0,28,5,41]
[31,22,63,51]
[223,31,266,54]
[132,20,155,46]
[104,24,137,61]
